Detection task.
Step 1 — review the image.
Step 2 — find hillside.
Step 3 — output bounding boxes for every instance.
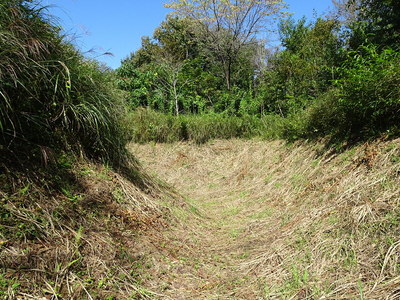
[1,134,399,299]
[130,138,400,299]
[0,156,190,299]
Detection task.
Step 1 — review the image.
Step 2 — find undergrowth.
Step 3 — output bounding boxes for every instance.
[128,108,296,144]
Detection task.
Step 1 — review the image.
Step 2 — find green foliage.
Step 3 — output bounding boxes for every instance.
[0,0,130,165]
[302,88,346,138]
[335,45,400,136]
[0,273,20,296]
[349,0,400,48]
[121,9,400,144]
[129,108,263,144]
[165,0,285,90]
[259,17,343,116]
[284,44,400,142]
[114,62,155,108]
[128,109,184,143]
[117,15,257,115]
[6,0,394,148]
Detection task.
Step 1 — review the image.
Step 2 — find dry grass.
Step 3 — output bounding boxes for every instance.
[1,138,398,299]
[0,157,187,299]
[131,138,400,299]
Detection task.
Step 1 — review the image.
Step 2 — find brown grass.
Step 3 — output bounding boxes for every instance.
[1,138,398,299]
[0,158,185,299]
[131,138,400,299]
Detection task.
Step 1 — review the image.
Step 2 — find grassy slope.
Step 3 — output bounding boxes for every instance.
[1,137,398,299]
[0,155,190,299]
[132,138,400,299]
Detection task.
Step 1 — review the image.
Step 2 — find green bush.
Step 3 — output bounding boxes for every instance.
[128,108,182,143]
[302,89,347,139]
[300,45,400,142]
[335,45,400,136]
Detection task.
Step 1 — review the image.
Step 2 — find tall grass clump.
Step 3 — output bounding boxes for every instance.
[0,0,130,165]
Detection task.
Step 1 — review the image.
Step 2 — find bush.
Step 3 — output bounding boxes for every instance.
[283,45,400,143]
[335,45,400,136]
[302,89,347,138]
[128,108,183,143]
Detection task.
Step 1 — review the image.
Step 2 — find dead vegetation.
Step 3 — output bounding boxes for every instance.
[0,155,188,299]
[132,138,400,299]
[1,138,398,299]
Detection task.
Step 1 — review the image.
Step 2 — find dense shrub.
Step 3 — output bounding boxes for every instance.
[258,18,343,117]
[336,45,400,136]
[298,45,400,141]
[303,89,347,138]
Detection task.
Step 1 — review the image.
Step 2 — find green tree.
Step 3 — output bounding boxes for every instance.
[155,57,188,115]
[165,0,285,90]
[336,45,400,135]
[338,0,400,48]
[260,17,343,116]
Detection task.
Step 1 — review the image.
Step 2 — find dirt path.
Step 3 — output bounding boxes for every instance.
[130,139,400,300]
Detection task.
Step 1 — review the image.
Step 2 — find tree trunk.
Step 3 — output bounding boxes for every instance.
[224,60,232,91]
[172,79,179,116]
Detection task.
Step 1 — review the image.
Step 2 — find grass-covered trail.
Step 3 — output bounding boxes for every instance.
[131,139,400,299]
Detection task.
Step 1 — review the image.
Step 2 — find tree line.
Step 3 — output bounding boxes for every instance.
[117,0,400,142]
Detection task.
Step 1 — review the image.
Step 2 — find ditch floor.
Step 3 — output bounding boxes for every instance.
[130,139,400,300]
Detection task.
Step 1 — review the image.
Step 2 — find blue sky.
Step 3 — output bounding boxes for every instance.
[47,0,334,69]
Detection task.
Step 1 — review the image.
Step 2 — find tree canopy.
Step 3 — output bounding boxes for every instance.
[117,0,400,141]
[164,0,285,90]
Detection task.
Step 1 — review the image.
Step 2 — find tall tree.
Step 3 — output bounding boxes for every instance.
[331,0,360,26]
[357,0,400,47]
[260,17,343,115]
[334,0,400,48]
[155,56,189,116]
[165,0,285,90]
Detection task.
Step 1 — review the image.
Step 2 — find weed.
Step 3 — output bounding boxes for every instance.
[239,191,249,198]
[263,174,273,184]
[79,167,92,176]
[58,154,75,169]
[18,183,31,196]
[358,279,365,300]
[281,266,310,296]
[390,155,400,163]
[61,187,84,204]
[228,228,241,239]
[224,206,241,217]
[251,208,273,219]
[112,187,125,203]
[129,109,265,144]
[291,173,308,188]
[187,201,201,216]
[0,273,20,296]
